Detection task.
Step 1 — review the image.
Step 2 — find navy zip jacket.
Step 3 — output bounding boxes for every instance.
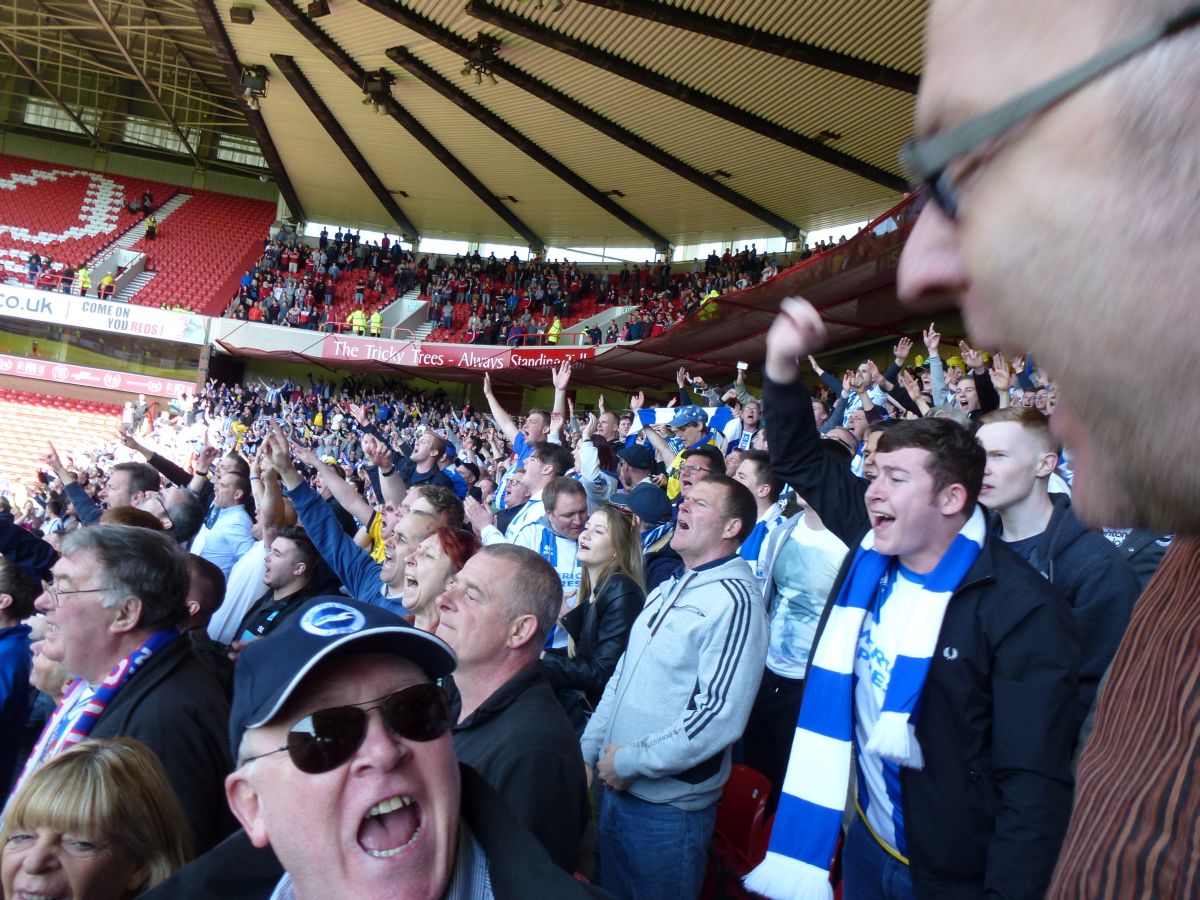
[993,492,1138,720]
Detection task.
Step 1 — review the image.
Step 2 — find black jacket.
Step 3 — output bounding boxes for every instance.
[1109,528,1172,590]
[142,764,608,899]
[996,493,1138,719]
[644,544,682,594]
[451,662,590,875]
[766,375,1079,899]
[90,635,237,854]
[543,573,645,724]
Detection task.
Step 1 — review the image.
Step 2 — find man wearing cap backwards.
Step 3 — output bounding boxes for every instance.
[219,596,602,900]
[615,444,656,492]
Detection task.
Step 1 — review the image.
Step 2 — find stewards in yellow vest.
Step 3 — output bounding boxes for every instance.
[347,308,367,335]
[77,265,91,296]
[368,309,383,336]
[547,316,562,345]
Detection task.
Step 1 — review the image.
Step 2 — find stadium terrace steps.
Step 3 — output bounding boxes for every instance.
[127,191,277,315]
[0,154,170,282]
[0,388,123,490]
[114,271,156,303]
[103,193,193,257]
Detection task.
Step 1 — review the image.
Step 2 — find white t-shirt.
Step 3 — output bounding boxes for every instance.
[513,523,580,650]
[853,562,926,861]
[765,519,847,680]
[208,540,267,645]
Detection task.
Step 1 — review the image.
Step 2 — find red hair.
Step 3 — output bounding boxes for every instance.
[431,525,480,573]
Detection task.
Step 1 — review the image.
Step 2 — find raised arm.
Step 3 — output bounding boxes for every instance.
[550,361,572,422]
[45,444,101,526]
[924,323,951,407]
[630,392,674,467]
[361,433,408,508]
[293,442,374,527]
[482,372,519,443]
[764,297,869,545]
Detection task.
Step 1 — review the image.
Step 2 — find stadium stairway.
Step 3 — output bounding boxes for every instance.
[102,193,193,302]
[103,193,191,256]
[128,192,276,315]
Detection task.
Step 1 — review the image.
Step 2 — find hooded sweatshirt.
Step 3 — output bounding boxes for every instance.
[581,555,767,810]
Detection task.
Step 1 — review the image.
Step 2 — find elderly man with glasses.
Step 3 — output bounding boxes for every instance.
[12,525,235,853]
[894,3,1200,897]
[210,596,600,900]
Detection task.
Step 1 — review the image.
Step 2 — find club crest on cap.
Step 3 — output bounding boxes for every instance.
[301,602,366,636]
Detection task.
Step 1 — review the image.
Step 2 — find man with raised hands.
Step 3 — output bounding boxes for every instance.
[746,297,1078,900]
[482,361,571,509]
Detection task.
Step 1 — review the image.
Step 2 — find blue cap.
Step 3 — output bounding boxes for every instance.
[443,441,457,460]
[610,483,673,526]
[668,405,708,429]
[228,597,455,759]
[617,443,655,471]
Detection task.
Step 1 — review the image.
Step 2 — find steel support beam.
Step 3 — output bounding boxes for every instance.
[465,0,907,192]
[265,0,543,250]
[0,33,104,149]
[270,55,419,242]
[576,0,918,94]
[356,0,800,239]
[192,0,307,221]
[83,0,204,169]
[385,46,670,251]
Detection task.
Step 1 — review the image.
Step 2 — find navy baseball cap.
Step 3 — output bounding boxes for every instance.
[610,483,673,526]
[617,443,655,471]
[668,405,708,429]
[228,597,456,759]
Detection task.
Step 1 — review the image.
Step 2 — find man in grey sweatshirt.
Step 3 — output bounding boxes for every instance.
[582,474,769,900]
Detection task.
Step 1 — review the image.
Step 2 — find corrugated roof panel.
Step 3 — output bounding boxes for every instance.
[215,0,921,243]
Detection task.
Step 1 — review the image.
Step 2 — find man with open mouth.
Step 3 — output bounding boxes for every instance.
[217,596,603,899]
[748,300,1080,900]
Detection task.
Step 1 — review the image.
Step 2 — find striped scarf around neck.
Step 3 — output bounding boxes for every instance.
[745,507,985,900]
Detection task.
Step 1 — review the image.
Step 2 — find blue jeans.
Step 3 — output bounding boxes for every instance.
[842,816,915,900]
[597,787,717,900]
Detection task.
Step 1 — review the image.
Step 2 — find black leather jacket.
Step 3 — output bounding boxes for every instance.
[543,572,645,712]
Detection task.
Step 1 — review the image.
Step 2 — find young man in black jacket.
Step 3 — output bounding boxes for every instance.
[976,407,1138,721]
[747,297,1078,900]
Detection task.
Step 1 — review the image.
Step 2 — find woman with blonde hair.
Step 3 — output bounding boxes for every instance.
[1,738,190,899]
[544,503,646,732]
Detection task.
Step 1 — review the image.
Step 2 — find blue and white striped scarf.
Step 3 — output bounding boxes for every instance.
[745,507,985,900]
[640,520,674,551]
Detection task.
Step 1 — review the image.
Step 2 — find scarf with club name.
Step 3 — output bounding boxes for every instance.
[10,629,182,803]
[744,507,985,900]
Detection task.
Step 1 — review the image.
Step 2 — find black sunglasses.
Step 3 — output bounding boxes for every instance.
[242,683,451,774]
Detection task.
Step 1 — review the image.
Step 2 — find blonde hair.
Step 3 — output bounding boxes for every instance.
[0,738,191,890]
[571,505,645,658]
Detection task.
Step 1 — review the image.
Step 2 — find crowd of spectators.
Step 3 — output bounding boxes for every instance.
[0,2,1195,897]
[0,292,1167,900]
[218,227,826,346]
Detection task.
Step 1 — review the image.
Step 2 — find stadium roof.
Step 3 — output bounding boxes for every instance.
[0,0,926,250]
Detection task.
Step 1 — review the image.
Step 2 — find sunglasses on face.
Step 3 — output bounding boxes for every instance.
[242,682,451,774]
